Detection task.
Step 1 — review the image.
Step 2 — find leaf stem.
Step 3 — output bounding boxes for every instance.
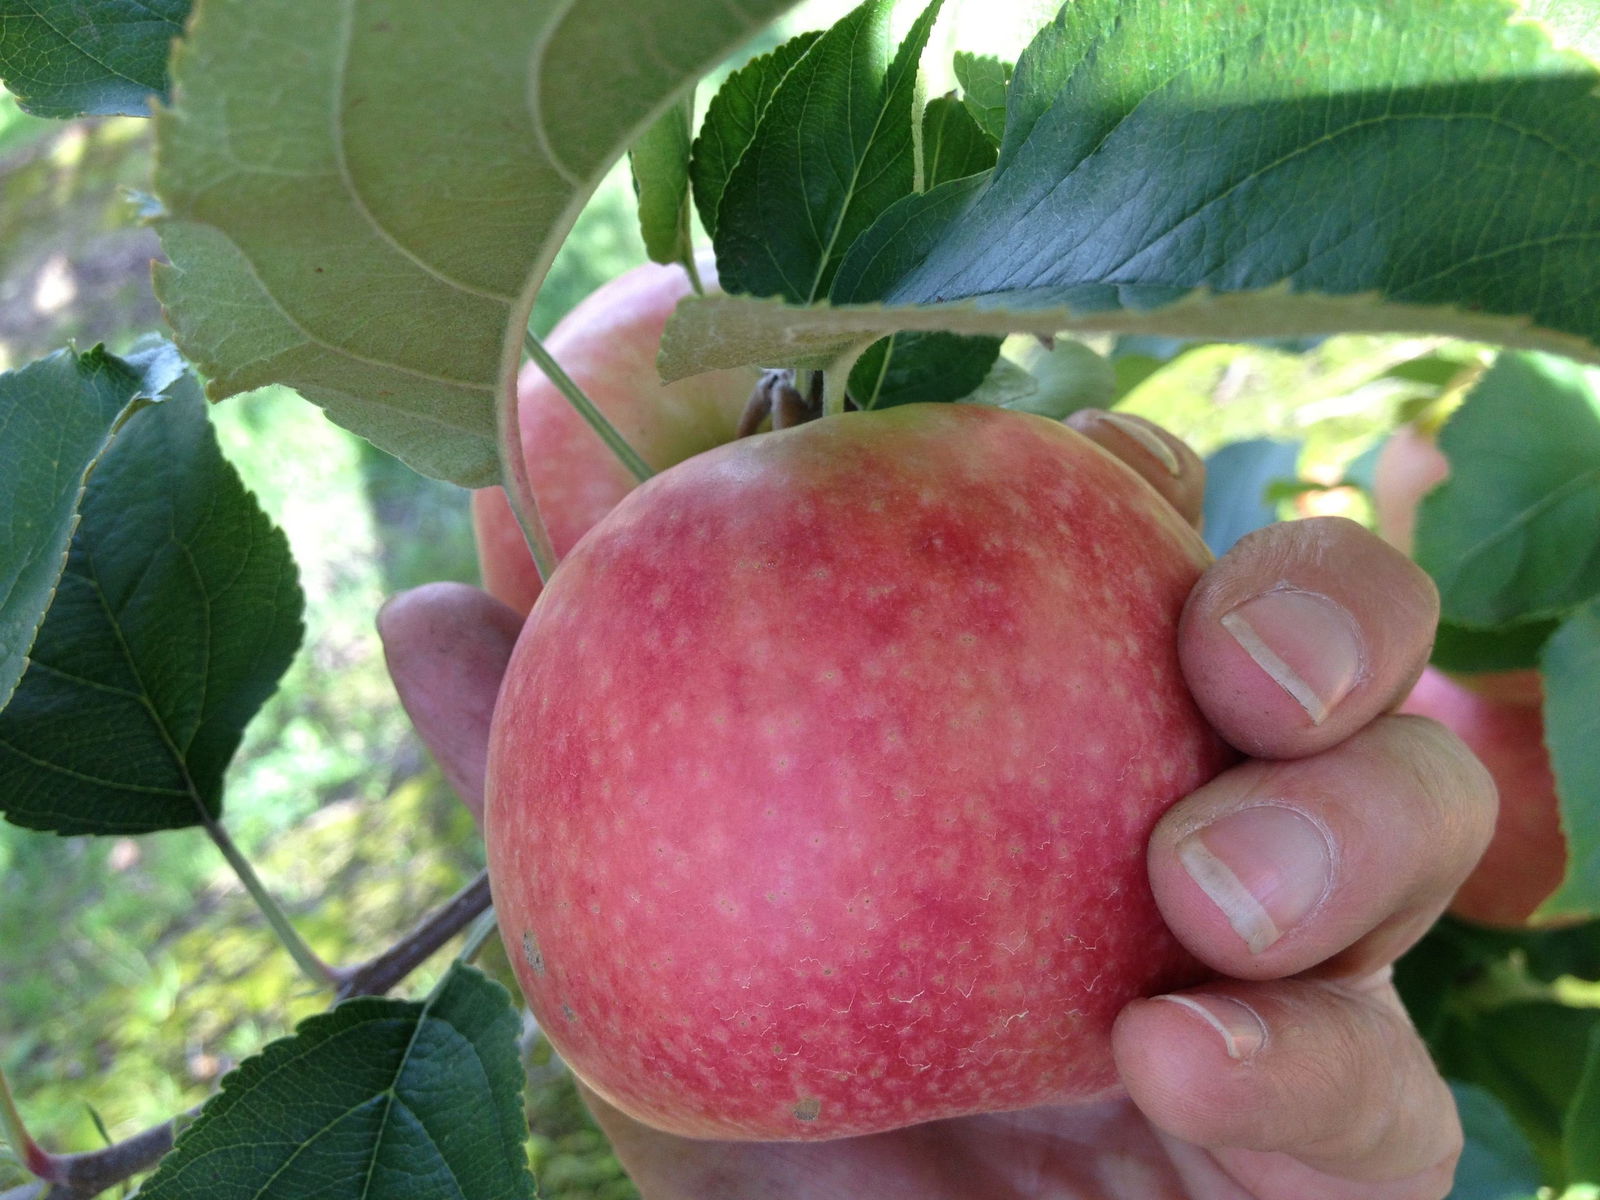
[202,817,333,991]
[496,343,559,583]
[523,329,654,484]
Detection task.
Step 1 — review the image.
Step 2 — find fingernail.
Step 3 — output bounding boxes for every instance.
[1178,805,1334,954]
[1220,589,1363,724]
[1098,411,1182,475]
[1155,993,1269,1061]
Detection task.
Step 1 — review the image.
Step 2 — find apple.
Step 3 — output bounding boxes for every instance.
[473,262,756,613]
[1400,666,1565,928]
[1374,425,1566,926]
[486,403,1237,1140]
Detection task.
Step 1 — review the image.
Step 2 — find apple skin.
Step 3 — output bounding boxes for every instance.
[1373,426,1565,926]
[473,263,756,613]
[486,403,1238,1141]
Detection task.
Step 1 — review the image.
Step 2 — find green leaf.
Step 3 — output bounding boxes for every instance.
[153,0,800,488]
[1006,337,1114,418]
[1436,1001,1600,1186]
[0,341,185,716]
[878,0,1600,360]
[1415,354,1600,628]
[1430,618,1559,675]
[921,95,995,187]
[659,284,1600,387]
[1537,601,1600,920]
[1201,439,1302,557]
[1570,1023,1600,1184]
[0,373,303,835]
[690,29,821,243]
[1449,1082,1544,1200]
[716,0,945,304]
[952,51,1010,147]
[631,94,696,272]
[138,965,535,1200]
[0,0,187,118]
[846,331,1000,408]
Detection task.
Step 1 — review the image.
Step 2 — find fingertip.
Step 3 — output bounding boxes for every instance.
[1180,518,1438,759]
[1066,409,1206,528]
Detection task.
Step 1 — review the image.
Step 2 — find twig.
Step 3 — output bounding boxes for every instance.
[10,870,496,1198]
[333,870,494,1000]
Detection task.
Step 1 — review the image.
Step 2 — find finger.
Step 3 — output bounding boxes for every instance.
[1066,408,1206,528]
[1179,516,1438,759]
[378,582,525,822]
[1116,975,1461,1196]
[1149,714,1496,980]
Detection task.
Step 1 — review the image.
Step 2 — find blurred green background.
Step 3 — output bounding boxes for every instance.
[0,10,1586,1197]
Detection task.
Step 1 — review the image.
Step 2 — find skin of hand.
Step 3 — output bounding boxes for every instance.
[380,410,1495,1200]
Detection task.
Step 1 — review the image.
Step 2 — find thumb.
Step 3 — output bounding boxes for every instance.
[378,582,525,823]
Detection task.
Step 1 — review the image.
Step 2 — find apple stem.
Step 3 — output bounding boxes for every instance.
[523,329,655,484]
[202,815,336,992]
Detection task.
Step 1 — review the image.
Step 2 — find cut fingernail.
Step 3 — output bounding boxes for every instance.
[1179,805,1334,954]
[1156,993,1268,1061]
[1097,411,1182,475]
[1220,589,1363,724]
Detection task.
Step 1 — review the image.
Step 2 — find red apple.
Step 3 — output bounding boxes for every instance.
[1374,426,1567,926]
[1400,667,1565,928]
[473,262,756,613]
[486,403,1237,1140]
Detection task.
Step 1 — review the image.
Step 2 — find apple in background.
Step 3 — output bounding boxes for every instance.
[473,262,757,613]
[1374,425,1567,927]
[486,403,1238,1140]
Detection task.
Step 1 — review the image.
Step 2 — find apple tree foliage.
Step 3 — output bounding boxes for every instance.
[1,0,1599,1194]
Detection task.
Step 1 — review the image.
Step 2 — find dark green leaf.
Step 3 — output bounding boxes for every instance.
[1448,1082,1544,1200]
[1201,439,1302,557]
[1416,354,1600,628]
[1538,601,1600,919]
[952,51,1010,147]
[878,0,1600,360]
[1430,618,1559,675]
[716,0,945,303]
[0,374,302,835]
[139,965,535,1200]
[0,0,187,118]
[1435,1002,1600,1186]
[691,29,821,242]
[921,95,995,187]
[830,171,987,303]
[847,331,1000,408]
[1568,1023,1600,1183]
[0,341,184,715]
[630,94,696,271]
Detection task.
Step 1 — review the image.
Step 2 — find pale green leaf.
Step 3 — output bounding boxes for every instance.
[153,0,801,488]
[631,94,696,271]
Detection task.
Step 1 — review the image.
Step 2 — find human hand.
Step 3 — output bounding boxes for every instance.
[381,410,1493,1200]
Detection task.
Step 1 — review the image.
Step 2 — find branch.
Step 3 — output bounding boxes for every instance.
[9,870,496,1199]
[333,870,494,1000]
[0,1111,188,1200]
